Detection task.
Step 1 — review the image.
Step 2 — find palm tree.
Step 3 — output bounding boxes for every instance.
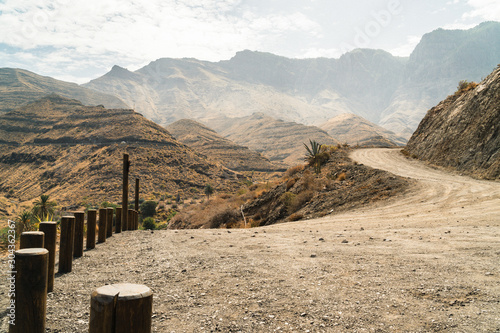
[32,194,57,221]
[204,184,214,200]
[304,139,328,174]
[16,210,34,232]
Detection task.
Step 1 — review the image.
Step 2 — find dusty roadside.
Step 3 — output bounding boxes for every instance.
[1,148,499,332]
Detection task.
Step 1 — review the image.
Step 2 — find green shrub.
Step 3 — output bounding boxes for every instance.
[140,200,157,217]
[142,217,156,230]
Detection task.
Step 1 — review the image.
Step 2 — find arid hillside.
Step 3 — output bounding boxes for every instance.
[205,113,339,166]
[0,68,128,114]
[405,66,500,180]
[167,119,284,172]
[0,95,241,206]
[320,113,407,147]
[169,147,410,229]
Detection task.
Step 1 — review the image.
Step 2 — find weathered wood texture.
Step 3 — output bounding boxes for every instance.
[58,216,75,273]
[89,283,153,333]
[73,211,85,257]
[9,248,48,333]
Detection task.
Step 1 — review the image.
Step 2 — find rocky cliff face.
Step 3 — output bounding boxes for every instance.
[380,22,500,137]
[405,66,500,180]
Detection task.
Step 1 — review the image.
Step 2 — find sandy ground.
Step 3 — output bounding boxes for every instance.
[1,148,499,332]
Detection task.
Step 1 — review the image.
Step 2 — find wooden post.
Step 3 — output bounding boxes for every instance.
[135,178,139,211]
[98,208,107,243]
[86,210,97,250]
[20,231,44,249]
[58,216,75,274]
[122,207,128,232]
[122,153,129,235]
[8,248,48,333]
[106,207,114,237]
[39,222,56,292]
[74,211,85,258]
[128,209,133,231]
[89,283,153,333]
[115,207,122,233]
[134,210,139,230]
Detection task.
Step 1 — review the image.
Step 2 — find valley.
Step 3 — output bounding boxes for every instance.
[2,148,497,332]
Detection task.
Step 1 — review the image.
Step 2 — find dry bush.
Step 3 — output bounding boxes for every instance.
[280,192,297,207]
[286,177,297,190]
[288,212,304,221]
[455,80,478,95]
[207,206,240,229]
[289,190,314,213]
[336,172,347,182]
[284,165,304,179]
[301,171,322,191]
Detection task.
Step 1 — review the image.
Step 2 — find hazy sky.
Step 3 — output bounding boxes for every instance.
[1,0,499,83]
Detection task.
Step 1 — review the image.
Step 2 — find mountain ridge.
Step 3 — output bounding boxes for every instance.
[83,22,500,138]
[0,68,129,113]
[166,119,285,172]
[0,95,241,205]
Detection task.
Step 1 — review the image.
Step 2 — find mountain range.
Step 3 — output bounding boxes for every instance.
[83,22,500,139]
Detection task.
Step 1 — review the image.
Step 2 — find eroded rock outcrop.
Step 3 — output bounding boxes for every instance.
[405,66,500,180]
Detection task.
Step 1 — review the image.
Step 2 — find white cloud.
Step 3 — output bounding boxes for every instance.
[464,0,500,20]
[0,0,321,64]
[299,47,343,59]
[389,35,421,57]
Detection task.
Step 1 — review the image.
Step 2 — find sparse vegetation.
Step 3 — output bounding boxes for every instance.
[169,147,409,229]
[140,200,157,218]
[32,194,57,221]
[455,80,478,95]
[204,184,214,200]
[141,217,156,230]
[17,210,36,232]
[304,140,330,174]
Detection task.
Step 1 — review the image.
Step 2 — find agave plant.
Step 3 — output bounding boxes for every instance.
[304,139,329,174]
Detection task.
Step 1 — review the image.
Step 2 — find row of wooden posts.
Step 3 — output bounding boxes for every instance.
[10,154,154,333]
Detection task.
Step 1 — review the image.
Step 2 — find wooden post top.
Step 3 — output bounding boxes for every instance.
[62,216,75,220]
[21,231,45,236]
[93,283,153,301]
[40,221,57,225]
[15,248,49,256]
[74,211,85,215]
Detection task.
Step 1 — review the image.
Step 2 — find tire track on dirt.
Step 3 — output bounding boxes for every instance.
[279,148,500,229]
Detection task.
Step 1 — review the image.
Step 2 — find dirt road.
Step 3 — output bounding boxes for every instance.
[1,148,499,332]
[297,148,500,230]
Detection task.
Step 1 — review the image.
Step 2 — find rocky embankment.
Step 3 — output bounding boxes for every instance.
[405,66,500,180]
